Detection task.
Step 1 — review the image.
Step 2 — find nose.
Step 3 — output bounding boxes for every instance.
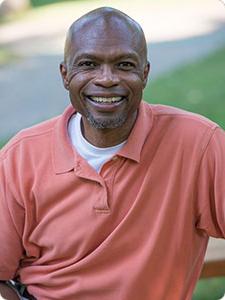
[93,64,119,87]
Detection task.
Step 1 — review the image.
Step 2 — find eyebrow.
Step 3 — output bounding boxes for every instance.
[72,51,140,64]
[73,54,100,62]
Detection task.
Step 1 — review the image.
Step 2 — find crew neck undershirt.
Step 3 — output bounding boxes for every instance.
[68,113,126,172]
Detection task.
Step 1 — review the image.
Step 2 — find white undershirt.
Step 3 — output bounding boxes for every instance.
[68,113,126,172]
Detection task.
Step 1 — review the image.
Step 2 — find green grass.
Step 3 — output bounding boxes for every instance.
[144,46,225,129]
[0,49,11,65]
[193,277,225,300]
[0,49,20,66]
[0,138,9,149]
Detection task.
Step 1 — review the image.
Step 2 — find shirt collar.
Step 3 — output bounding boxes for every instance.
[53,105,76,174]
[53,101,154,174]
[118,101,153,163]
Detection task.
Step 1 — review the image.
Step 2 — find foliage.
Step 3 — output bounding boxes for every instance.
[30,0,82,7]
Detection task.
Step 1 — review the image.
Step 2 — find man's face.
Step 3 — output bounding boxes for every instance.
[61,18,149,132]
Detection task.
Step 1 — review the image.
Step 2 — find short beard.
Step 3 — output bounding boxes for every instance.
[86,113,127,129]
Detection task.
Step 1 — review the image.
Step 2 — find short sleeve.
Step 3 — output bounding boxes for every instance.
[0,157,25,280]
[196,127,225,238]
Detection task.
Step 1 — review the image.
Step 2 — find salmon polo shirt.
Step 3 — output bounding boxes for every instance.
[0,101,225,300]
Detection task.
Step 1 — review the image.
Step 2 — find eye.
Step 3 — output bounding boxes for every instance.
[77,61,97,68]
[117,61,136,70]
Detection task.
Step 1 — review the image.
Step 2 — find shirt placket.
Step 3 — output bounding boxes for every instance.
[74,156,120,214]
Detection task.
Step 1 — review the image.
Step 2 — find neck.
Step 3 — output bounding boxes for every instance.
[81,111,137,148]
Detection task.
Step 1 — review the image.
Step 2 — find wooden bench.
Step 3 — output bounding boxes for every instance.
[200,238,225,278]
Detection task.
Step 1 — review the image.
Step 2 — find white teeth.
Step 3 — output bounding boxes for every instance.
[89,96,124,103]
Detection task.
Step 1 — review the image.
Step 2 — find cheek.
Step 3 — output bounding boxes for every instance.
[68,67,94,86]
[67,76,86,110]
[69,73,91,96]
[124,73,145,95]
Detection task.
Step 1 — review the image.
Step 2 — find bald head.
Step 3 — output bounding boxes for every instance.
[60,7,150,140]
[64,7,148,68]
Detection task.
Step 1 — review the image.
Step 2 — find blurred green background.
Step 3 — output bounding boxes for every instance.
[0,0,225,299]
[144,46,225,129]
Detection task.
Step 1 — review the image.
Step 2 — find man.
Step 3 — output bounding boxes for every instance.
[0,6,225,300]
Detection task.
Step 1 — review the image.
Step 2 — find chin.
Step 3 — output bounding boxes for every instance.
[86,115,127,129]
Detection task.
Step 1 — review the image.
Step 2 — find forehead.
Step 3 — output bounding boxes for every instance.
[74,14,139,40]
[69,20,144,61]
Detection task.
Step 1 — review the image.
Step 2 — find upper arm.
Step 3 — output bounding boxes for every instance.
[196,127,225,238]
[0,158,25,280]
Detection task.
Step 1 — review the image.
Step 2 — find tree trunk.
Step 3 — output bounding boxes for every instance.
[0,0,30,17]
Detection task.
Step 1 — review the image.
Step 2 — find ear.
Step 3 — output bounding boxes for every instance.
[60,62,69,90]
[143,61,150,88]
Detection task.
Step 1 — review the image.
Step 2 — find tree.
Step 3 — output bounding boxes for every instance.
[0,0,30,17]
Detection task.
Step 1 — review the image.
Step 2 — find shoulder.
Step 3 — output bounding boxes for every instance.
[0,116,58,161]
[0,105,74,162]
[142,102,222,155]
[145,102,218,130]
[143,102,218,135]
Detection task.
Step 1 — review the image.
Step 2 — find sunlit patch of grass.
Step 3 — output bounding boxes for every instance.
[0,49,20,66]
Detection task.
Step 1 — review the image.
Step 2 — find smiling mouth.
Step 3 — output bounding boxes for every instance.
[87,96,126,104]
